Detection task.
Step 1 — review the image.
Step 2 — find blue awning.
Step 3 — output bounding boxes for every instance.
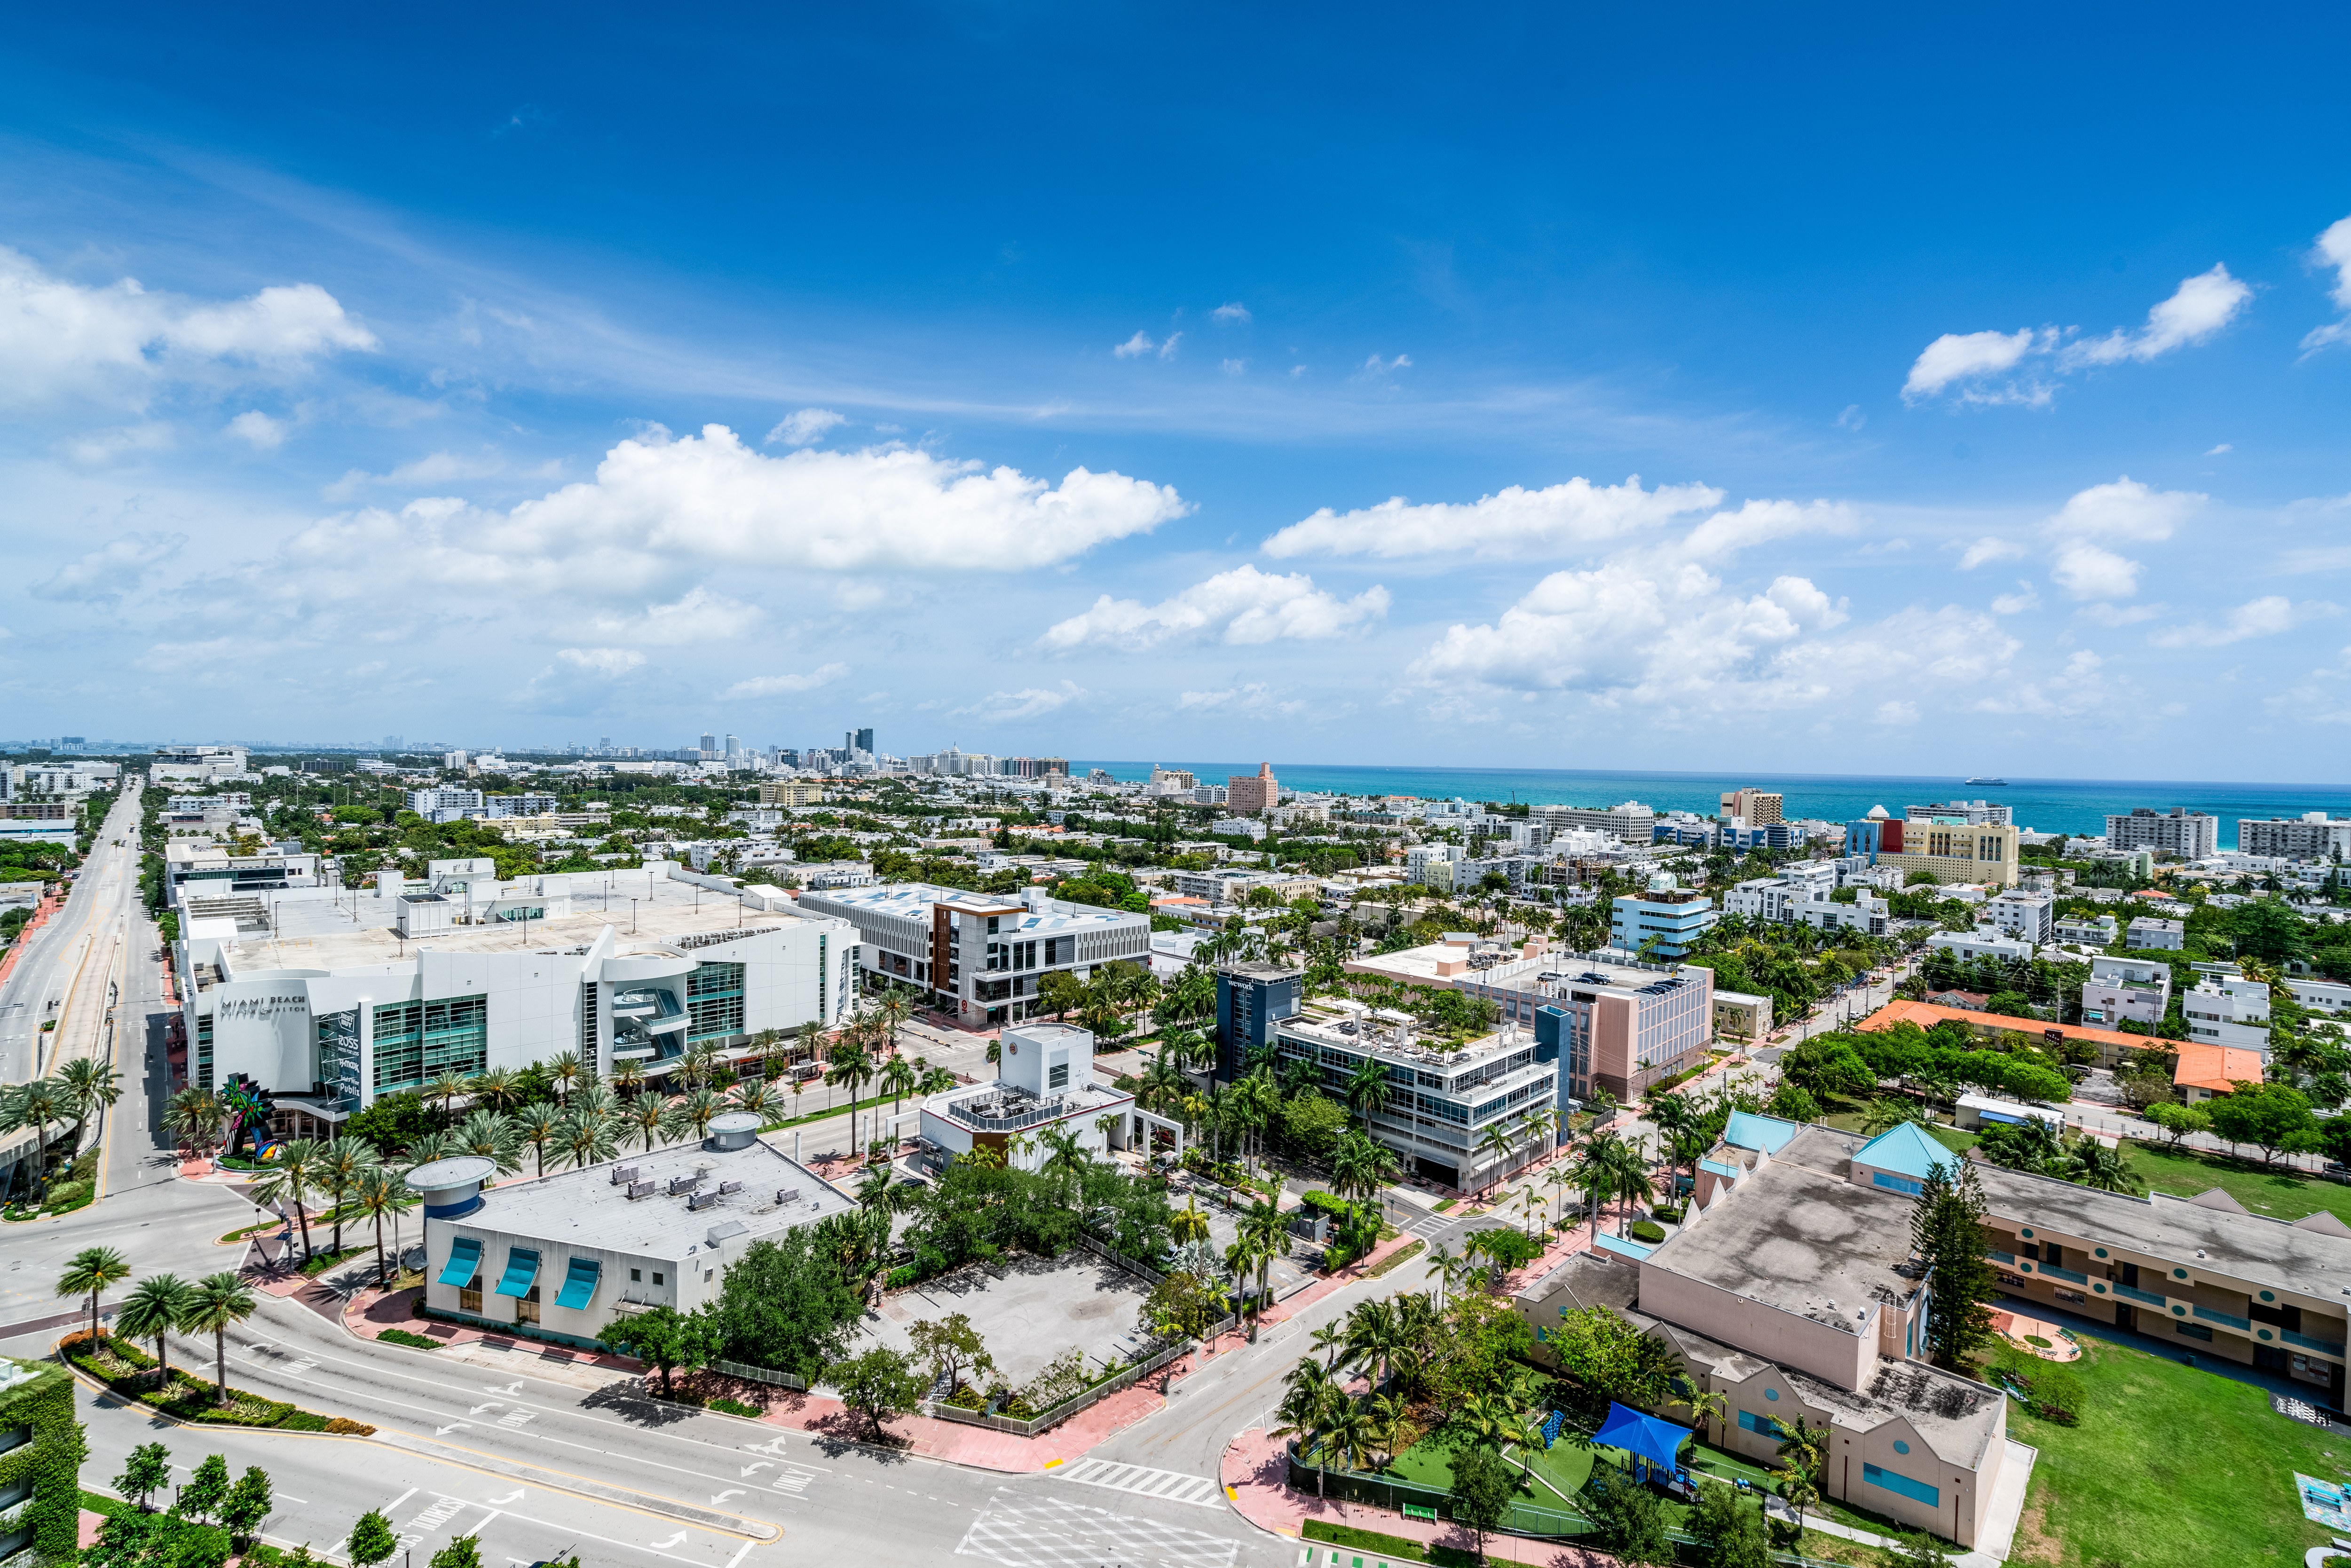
[438,1237,481,1288]
[1594,1232,1654,1262]
[1596,1401,1692,1474]
[553,1257,600,1311]
[493,1246,541,1299]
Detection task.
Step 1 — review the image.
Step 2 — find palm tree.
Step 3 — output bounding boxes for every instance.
[1545,1165,1573,1229]
[162,1087,226,1158]
[57,1056,122,1150]
[1861,1096,1927,1135]
[1270,1359,1346,1496]
[1308,1319,1349,1371]
[1342,1297,1406,1390]
[10,1078,69,1199]
[1775,1418,1827,1531]
[1332,1130,1399,1209]
[514,1104,562,1178]
[1570,1136,1619,1237]
[314,1137,382,1255]
[1236,1182,1288,1341]
[543,1049,584,1107]
[558,1108,620,1172]
[612,1059,646,1100]
[453,1109,524,1174]
[1516,1184,1546,1240]
[2066,1140,2145,1194]
[1136,1051,1189,1118]
[824,1037,876,1157]
[879,1053,918,1123]
[1474,1119,1521,1195]
[876,987,914,1056]
[180,1271,259,1405]
[467,1066,523,1113]
[249,1138,325,1261]
[678,1087,726,1143]
[1344,1057,1391,1122]
[625,1095,675,1154]
[349,1165,419,1286]
[116,1274,191,1389]
[423,1068,472,1117]
[57,1245,132,1347]
[728,1079,782,1124]
[1425,1241,1460,1309]
[1679,1384,1729,1443]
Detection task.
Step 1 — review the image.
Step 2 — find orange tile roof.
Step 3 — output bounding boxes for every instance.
[2172,1039,2266,1095]
[1857,999,2183,1053]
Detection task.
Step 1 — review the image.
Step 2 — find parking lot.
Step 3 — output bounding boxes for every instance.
[859,1249,1159,1387]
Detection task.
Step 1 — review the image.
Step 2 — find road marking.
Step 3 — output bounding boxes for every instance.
[708,1489,745,1505]
[487,1489,524,1505]
[1053,1458,1224,1508]
[384,1487,419,1513]
[496,1408,535,1429]
[958,1491,1239,1567]
[651,1532,688,1549]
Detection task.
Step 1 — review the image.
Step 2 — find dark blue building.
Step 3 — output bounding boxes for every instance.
[1215,963,1301,1082]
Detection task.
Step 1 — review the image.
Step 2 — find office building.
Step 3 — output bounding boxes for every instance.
[150,745,250,784]
[2105,807,2219,860]
[797,882,1150,1028]
[1214,963,1303,1082]
[917,1022,1154,1172]
[1609,872,1720,959]
[845,727,874,755]
[2080,955,2173,1032]
[1227,763,1279,816]
[2239,814,2351,860]
[416,1115,854,1349]
[1719,788,1783,825]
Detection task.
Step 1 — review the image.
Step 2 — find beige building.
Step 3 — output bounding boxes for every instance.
[1881,820,2021,890]
[1720,788,1783,825]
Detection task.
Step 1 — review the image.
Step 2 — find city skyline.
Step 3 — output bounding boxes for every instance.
[3,8,2349,773]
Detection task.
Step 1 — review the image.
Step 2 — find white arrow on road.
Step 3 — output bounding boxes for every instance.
[468,1403,501,1414]
[709,1489,745,1505]
[486,1490,523,1505]
[485,1380,523,1395]
[434,1424,469,1436]
[651,1533,688,1550]
[742,1438,792,1456]
[739,1463,772,1477]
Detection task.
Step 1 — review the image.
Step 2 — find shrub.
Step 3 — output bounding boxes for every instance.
[376,1329,442,1350]
[709,1397,761,1419]
[884,1264,921,1290]
[323,1417,378,1434]
[277,1411,328,1432]
[1628,1220,1667,1244]
[1648,1206,1683,1224]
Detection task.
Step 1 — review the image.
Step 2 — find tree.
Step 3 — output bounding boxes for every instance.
[906,1313,995,1394]
[1691,1474,1772,1568]
[829,1345,925,1439]
[601,1304,707,1396]
[85,1508,231,1568]
[514,1103,562,1177]
[346,1508,398,1568]
[430,1537,485,1568]
[2206,1080,2317,1165]
[2145,1101,2209,1148]
[59,1054,123,1149]
[1580,1453,1671,1566]
[180,1453,231,1521]
[181,1271,259,1406]
[1910,1166,1996,1368]
[314,1136,382,1255]
[117,1273,192,1388]
[58,1244,132,1347]
[1270,1359,1346,1497]
[354,1163,421,1285]
[9,1077,68,1199]
[114,1442,173,1512]
[1450,1442,1518,1565]
[220,1466,274,1549]
[1034,969,1086,1021]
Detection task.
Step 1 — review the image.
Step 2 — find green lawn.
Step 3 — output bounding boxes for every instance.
[2121,1139,2351,1225]
[2007,1333,2346,1567]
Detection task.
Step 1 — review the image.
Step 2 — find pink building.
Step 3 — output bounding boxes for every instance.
[1226,763,1278,815]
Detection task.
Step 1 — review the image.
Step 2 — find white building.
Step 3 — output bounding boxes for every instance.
[1925,928,2035,964]
[2106,807,2219,860]
[797,882,1150,1028]
[1797,887,1889,938]
[2287,977,2351,1019]
[2079,955,2173,1032]
[2126,917,2186,951]
[415,1115,854,1348]
[917,1021,1155,1171]
[2239,813,2351,861]
[1983,890,2054,946]
[150,745,249,785]
[2053,914,2118,947]
[2183,965,2271,1053]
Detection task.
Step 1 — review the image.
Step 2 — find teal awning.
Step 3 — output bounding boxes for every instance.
[553,1257,600,1311]
[438,1237,482,1288]
[493,1246,541,1299]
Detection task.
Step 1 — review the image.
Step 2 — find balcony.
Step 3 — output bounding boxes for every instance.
[2112,1283,2167,1307]
[2192,1304,2251,1331]
[1985,1249,2014,1265]
[2283,1328,2348,1358]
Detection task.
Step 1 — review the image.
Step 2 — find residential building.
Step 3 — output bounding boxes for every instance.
[1924,928,2035,965]
[797,882,1149,1028]
[2079,956,2173,1031]
[1145,765,1199,797]
[1215,962,1303,1082]
[2106,807,2219,860]
[1532,800,1657,845]
[758,781,826,806]
[2239,813,2351,861]
[179,883,855,1123]
[1226,763,1278,816]
[415,1115,855,1349]
[2053,914,2118,947]
[917,1022,1154,1171]
[1903,798,2012,826]
[2126,916,2185,951]
[150,744,249,784]
[1404,843,1460,892]
[1858,999,2189,1074]
[1609,872,1719,959]
[2287,977,2351,1019]
[1713,989,1773,1043]
[409,788,485,815]
[1722,876,1804,924]
[1983,890,2053,946]
[1719,788,1783,825]
[1799,887,1889,938]
[2183,964,2271,1052]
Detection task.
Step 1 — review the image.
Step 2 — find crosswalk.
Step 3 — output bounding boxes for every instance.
[1054,1459,1224,1508]
[960,1492,1238,1568]
[1398,1211,1452,1239]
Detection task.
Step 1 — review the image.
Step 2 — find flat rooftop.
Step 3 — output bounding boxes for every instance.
[805,882,1142,932]
[458,1135,853,1262]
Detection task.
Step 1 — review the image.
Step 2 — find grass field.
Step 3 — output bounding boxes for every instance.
[2006,1334,2345,1567]
[2121,1139,2351,1224]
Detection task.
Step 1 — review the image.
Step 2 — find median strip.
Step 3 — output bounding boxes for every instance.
[370,1428,783,1541]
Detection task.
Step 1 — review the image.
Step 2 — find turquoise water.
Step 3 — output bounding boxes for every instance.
[1073,763,2351,846]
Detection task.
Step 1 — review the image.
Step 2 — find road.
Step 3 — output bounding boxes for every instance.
[0,781,142,1088]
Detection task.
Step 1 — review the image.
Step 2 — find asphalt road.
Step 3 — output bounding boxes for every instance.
[0,782,143,1088]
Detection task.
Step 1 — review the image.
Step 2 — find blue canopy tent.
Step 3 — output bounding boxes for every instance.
[1595,1402,1693,1482]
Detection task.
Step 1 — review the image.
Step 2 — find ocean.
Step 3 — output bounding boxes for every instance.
[1069,762,2351,847]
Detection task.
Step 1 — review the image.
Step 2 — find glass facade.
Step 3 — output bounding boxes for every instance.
[372,994,488,1093]
[195,1013,214,1091]
[319,1009,362,1110]
[687,961,745,1043]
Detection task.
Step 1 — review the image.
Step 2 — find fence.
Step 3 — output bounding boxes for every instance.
[1075,1229,1166,1285]
[710,1358,807,1391]
[923,1335,1193,1438]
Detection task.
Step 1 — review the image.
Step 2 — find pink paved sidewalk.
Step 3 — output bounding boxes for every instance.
[1221,1426,1613,1566]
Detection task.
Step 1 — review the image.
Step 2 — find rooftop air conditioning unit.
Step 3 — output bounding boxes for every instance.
[688,1191,717,1211]
[611,1165,640,1185]
[718,1180,742,1195]
[776,1188,799,1205]
[626,1181,656,1199]
[669,1174,701,1195]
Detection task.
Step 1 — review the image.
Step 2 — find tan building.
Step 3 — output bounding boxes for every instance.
[758,781,825,806]
[1226,763,1278,815]
[1881,819,2020,890]
[1720,788,1783,825]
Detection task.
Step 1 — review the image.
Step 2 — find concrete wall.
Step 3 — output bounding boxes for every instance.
[1637,1261,1875,1391]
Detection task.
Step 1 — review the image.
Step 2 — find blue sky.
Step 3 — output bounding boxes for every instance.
[4,4,2349,775]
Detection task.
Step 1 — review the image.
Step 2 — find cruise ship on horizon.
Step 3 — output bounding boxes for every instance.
[1963,776,2008,786]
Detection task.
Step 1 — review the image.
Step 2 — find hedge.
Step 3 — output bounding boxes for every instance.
[59,1332,375,1435]
[1628,1220,1667,1244]
[0,1356,83,1564]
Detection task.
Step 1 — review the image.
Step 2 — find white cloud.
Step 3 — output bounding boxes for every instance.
[554,646,645,678]
[2078,601,2169,627]
[1903,267,2248,403]
[491,425,1185,573]
[63,422,174,465]
[2302,216,2351,353]
[1680,499,1858,561]
[1211,303,1251,323]
[1222,358,1247,376]
[225,410,287,449]
[2050,541,2144,600]
[1113,331,1154,359]
[1158,331,1183,361]
[0,246,376,409]
[765,408,846,447]
[2206,442,2233,455]
[1835,404,1866,431]
[323,448,514,500]
[953,681,1084,724]
[1041,565,1390,651]
[1361,353,1412,374]
[2060,265,2250,367]
[1902,328,2052,404]
[1958,536,2028,570]
[2148,596,2330,648]
[1973,650,2109,717]
[34,531,188,601]
[1263,475,1724,561]
[1990,583,2040,615]
[1177,683,1303,717]
[587,586,764,646]
[1875,701,1919,725]
[726,662,849,698]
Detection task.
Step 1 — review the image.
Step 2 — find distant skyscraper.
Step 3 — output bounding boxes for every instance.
[699,732,717,753]
[724,733,741,759]
[848,727,875,754]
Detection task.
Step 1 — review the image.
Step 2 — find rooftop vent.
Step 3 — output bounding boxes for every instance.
[611,1165,640,1186]
[687,1190,718,1211]
[718,1180,743,1195]
[668,1174,702,1195]
[627,1181,656,1199]
[776,1188,801,1205]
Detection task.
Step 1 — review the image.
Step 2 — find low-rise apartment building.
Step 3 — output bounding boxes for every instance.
[1924,928,2035,965]
[917,1022,1150,1171]
[2126,916,2185,950]
[1983,890,2052,946]
[2182,964,2271,1052]
[798,882,1149,1027]
[2287,977,2351,1019]
[1609,873,1719,958]
[2079,955,2172,1031]
[2052,914,2118,947]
